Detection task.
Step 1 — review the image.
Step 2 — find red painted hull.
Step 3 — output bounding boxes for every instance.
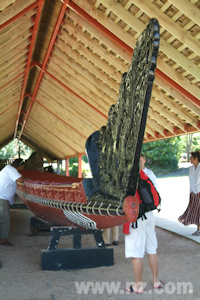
[16,170,136,230]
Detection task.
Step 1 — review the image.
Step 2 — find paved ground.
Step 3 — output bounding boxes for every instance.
[0,165,200,300]
[0,209,199,300]
[157,162,191,178]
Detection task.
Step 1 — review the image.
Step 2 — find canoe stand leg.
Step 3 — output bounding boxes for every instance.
[30,216,55,236]
[41,226,114,270]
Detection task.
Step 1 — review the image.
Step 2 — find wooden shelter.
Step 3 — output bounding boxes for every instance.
[1,0,200,162]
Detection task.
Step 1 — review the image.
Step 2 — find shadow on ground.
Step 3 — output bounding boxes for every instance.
[157,167,190,178]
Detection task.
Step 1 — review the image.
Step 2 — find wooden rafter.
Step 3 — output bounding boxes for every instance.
[0,0,200,159]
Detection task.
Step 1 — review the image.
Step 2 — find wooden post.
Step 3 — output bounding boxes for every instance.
[66,157,69,176]
[78,154,82,178]
[57,159,60,175]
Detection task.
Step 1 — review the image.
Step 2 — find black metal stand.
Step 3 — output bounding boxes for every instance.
[41,226,114,270]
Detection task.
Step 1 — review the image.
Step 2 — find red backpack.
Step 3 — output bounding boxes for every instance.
[123,170,161,234]
[137,170,161,210]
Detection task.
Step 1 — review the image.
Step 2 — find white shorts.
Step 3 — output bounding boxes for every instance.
[125,211,157,258]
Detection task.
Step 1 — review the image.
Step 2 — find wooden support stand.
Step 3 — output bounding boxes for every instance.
[30,216,56,236]
[41,226,114,270]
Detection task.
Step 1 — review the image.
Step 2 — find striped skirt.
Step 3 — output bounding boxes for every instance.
[178,192,200,226]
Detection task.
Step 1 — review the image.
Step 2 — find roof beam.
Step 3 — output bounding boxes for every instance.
[131,0,200,57]
[156,69,200,109]
[0,61,37,90]
[150,98,186,132]
[148,107,174,134]
[61,23,127,73]
[17,0,70,140]
[68,1,132,55]
[152,88,199,129]
[71,0,200,104]
[41,62,109,119]
[0,136,13,150]
[0,67,26,89]
[168,0,200,27]
[14,0,45,139]
[154,76,200,116]
[26,116,79,156]
[38,77,105,129]
[54,43,119,93]
[37,88,100,136]
[97,0,200,78]
[21,133,57,161]
[0,49,28,72]
[0,0,37,27]
[67,8,131,63]
[146,116,165,137]
[50,52,118,100]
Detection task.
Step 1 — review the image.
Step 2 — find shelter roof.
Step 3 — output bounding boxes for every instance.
[1,0,200,160]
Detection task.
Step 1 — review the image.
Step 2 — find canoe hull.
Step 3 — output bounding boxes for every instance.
[16,169,131,230]
[17,190,128,230]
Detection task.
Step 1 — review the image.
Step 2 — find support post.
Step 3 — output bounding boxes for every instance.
[57,159,61,174]
[78,154,82,178]
[41,226,114,270]
[66,157,69,176]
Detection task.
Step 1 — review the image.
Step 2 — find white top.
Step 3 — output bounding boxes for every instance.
[143,167,158,189]
[0,165,22,205]
[189,163,200,194]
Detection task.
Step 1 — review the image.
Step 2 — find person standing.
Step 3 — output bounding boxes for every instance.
[125,154,163,294]
[139,154,157,189]
[102,226,119,246]
[0,159,26,246]
[178,151,200,236]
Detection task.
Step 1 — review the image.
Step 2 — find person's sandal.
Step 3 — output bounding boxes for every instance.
[153,280,164,289]
[112,241,118,246]
[125,285,143,294]
[192,231,200,236]
[0,241,14,246]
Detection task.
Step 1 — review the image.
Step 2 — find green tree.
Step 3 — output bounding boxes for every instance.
[69,157,78,177]
[68,155,91,177]
[142,137,182,175]
[179,133,200,161]
[0,140,33,160]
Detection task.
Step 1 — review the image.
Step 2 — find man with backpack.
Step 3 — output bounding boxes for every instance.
[139,154,157,188]
[125,154,164,294]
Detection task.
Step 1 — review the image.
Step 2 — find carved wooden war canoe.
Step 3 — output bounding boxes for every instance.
[16,18,160,231]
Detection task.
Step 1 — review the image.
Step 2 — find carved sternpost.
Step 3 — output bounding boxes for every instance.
[86,19,160,207]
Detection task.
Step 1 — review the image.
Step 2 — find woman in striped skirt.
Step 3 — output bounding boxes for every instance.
[178,151,200,236]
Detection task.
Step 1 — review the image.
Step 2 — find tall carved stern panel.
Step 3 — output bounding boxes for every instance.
[84,18,160,221]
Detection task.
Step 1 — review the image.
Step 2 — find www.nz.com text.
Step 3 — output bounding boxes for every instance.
[74,281,193,295]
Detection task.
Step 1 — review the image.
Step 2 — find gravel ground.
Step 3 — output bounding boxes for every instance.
[1,167,200,300]
[0,208,199,300]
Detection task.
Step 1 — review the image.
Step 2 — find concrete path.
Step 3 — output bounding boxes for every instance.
[154,162,200,244]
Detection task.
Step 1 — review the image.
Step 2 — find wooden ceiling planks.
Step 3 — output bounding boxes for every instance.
[0,0,200,160]
[24,117,83,159]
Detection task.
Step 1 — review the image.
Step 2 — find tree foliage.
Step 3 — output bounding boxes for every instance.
[179,133,200,161]
[0,140,33,160]
[68,155,91,177]
[142,137,182,175]
[68,157,78,177]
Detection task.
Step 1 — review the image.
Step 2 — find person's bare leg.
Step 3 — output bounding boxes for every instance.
[148,254,162,288]
[131,258,144,293]
[196,225,200,235]
[193,225,200,235]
